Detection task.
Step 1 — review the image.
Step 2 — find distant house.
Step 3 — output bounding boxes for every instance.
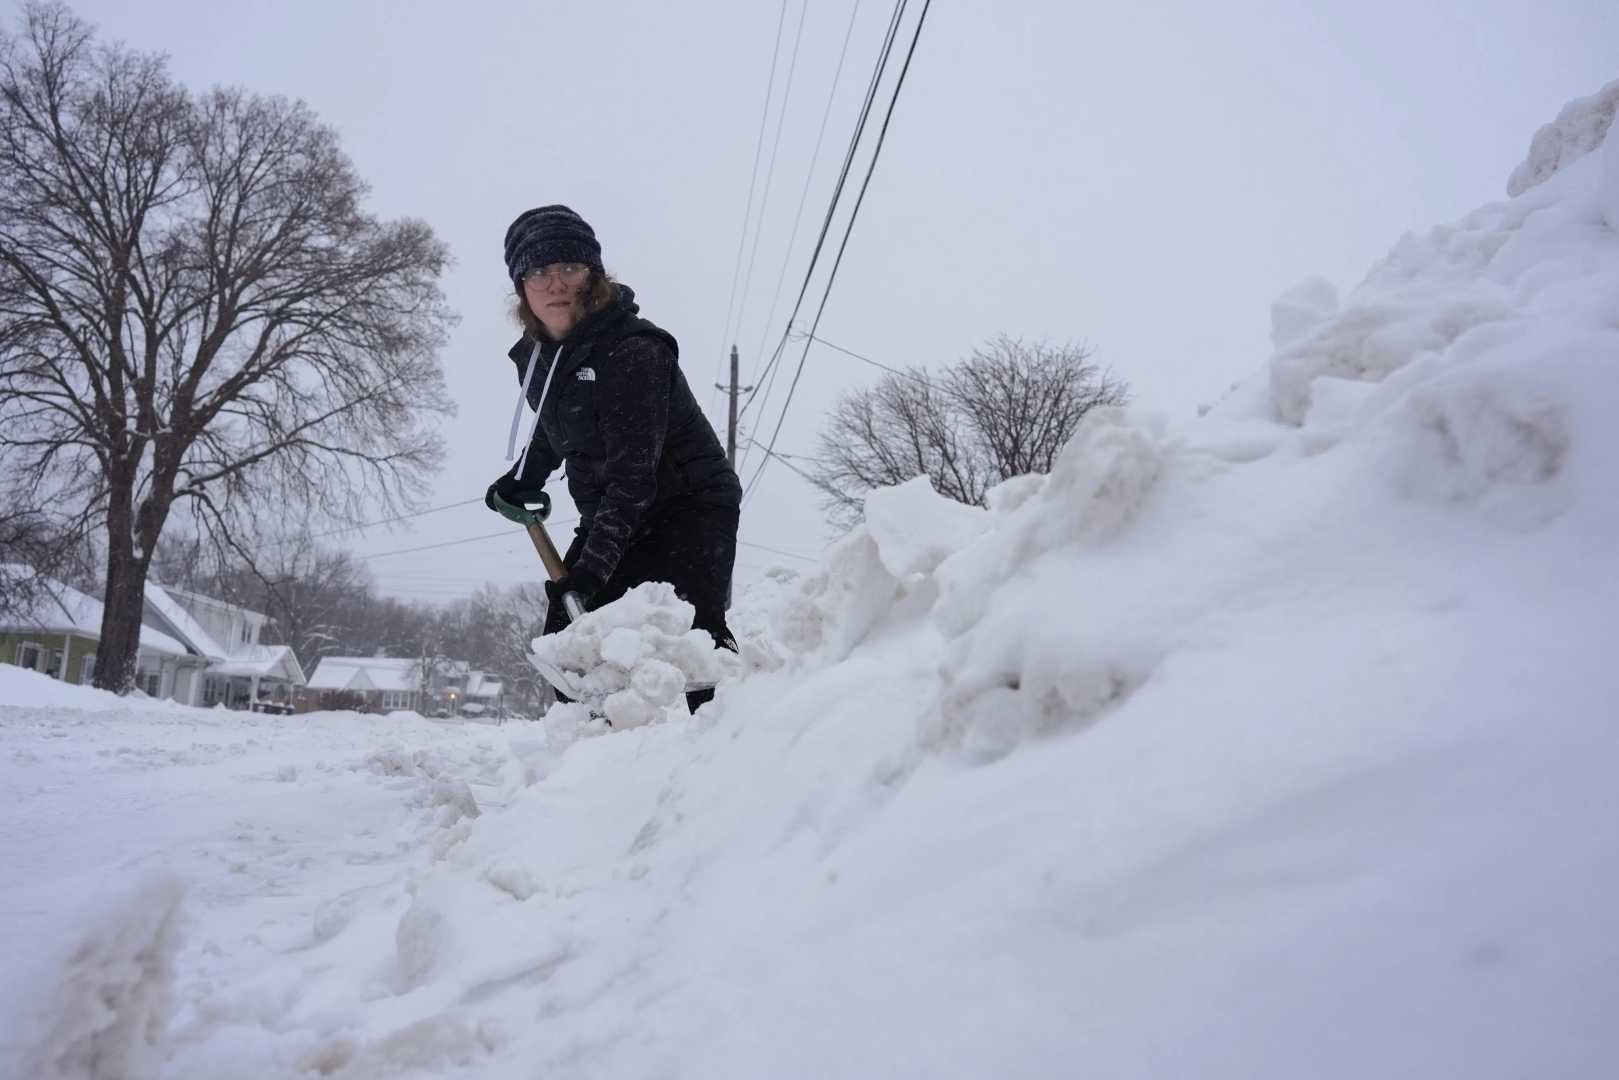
[0,568,305,709]
[423,659,506,717]
[460,669,505,717]
[301,657,511,717]
[141,584,307,710]
[305,656,427,713]
[0,568,189,688]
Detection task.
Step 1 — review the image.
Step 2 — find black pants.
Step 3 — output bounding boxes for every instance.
[543,502,739,711]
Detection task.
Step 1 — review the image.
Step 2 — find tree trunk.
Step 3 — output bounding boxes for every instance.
[95,497,151,694]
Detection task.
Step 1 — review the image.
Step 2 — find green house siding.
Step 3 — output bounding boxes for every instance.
[1,631,97,684]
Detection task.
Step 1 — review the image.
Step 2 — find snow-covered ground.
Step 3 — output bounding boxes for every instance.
[4,83,1618,1079]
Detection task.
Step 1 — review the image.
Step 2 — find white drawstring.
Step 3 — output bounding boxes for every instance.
[512,344,563,479]
[505,340,543,461]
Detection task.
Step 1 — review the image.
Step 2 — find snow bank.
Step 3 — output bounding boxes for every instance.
[1257,98,1619,441]
[0,664,173,711]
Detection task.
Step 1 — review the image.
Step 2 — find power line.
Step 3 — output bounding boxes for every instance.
[353,514,815,570]
[737,538,816,563]
[739,435,826,489]
[746,0,934,502]
[358,517,581,562]
[257,497,485,552]
[731,0,813,368]
[750,0,866,379]
[795,330,937,387]
[739,1,868,476]
[713,0,791,417]
[738,0,911,441]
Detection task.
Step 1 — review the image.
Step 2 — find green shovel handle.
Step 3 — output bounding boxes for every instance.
[490,488,551,526]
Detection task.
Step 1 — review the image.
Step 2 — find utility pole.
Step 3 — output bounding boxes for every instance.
[715,344,753,468]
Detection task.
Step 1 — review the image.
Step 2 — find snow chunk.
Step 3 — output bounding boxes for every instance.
[933,408,1165,639]
[604,688,662,730]
[1029,407,1165,544]
[529,581,740,721]
[1270,288,1514,425]
[426,779,480,828]
[864,475,990,578]
[599,627,647,670]
[775,530,901,660]
[483,861,540,901]
[934,626,1160,764]
[984,473,1045,515]
[1507,77,1619,197]
[395,894,446,991]
[1383,356,1574,528]
[22,874,185,1080]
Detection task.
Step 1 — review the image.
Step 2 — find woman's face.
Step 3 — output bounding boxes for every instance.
[522,263,591,339]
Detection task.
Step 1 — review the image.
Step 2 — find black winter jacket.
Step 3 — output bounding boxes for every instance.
[507,285,742,584]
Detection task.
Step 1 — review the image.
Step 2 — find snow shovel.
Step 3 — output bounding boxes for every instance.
[491,490,719,704]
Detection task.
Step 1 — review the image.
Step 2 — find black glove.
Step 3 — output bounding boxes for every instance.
[545,566,606,614]
[485,473,549,524]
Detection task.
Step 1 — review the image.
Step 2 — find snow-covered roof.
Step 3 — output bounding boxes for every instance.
[306,656,423,693]
[161,584,271,625]
[142,582,227,661]
[465,671,503,698]
[0,567,188,657]
[210,644,307,685]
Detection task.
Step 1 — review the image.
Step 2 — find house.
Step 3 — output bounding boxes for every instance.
[0,568,306,709]
[141,583,307,710]
[305,656,427,713]
[0,568,189,688]
[460,669,505,717]
[301,657,512,717]
[420,659,507,717]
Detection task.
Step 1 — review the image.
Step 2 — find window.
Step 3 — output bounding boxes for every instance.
[45,649,64,678]
[141,670,162,697]
[201,677,217,705]
[81,654,96,684]
[16,641,42,670]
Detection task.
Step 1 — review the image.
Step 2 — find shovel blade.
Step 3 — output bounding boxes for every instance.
[526,648,718,707]
[526,652,595,703]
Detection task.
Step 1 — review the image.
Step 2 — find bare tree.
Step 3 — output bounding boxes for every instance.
[463,582,553,715]
[0,4,455,691]
[810,335,1128,527]
[170,534,376,676]
[0,504,95,620]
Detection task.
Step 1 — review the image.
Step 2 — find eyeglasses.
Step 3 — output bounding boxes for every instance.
[522,263,591,286]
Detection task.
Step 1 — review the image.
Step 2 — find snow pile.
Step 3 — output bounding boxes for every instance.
[0,663,173,712]
[1259,97,1619,476]
[528,580,741,727]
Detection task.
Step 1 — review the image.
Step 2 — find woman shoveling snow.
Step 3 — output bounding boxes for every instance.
[485,204,743,715]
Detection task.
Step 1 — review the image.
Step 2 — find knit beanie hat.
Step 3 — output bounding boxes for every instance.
[503,205,603,281]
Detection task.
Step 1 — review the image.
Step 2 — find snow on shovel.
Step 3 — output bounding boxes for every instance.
[490,490,722,715]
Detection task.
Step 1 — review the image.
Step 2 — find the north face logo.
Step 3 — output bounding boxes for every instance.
[576,367,596,381]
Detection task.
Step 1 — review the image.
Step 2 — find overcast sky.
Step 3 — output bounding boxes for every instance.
[46,0,1619,604]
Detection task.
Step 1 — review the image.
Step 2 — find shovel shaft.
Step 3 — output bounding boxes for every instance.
[526,520,587,623]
